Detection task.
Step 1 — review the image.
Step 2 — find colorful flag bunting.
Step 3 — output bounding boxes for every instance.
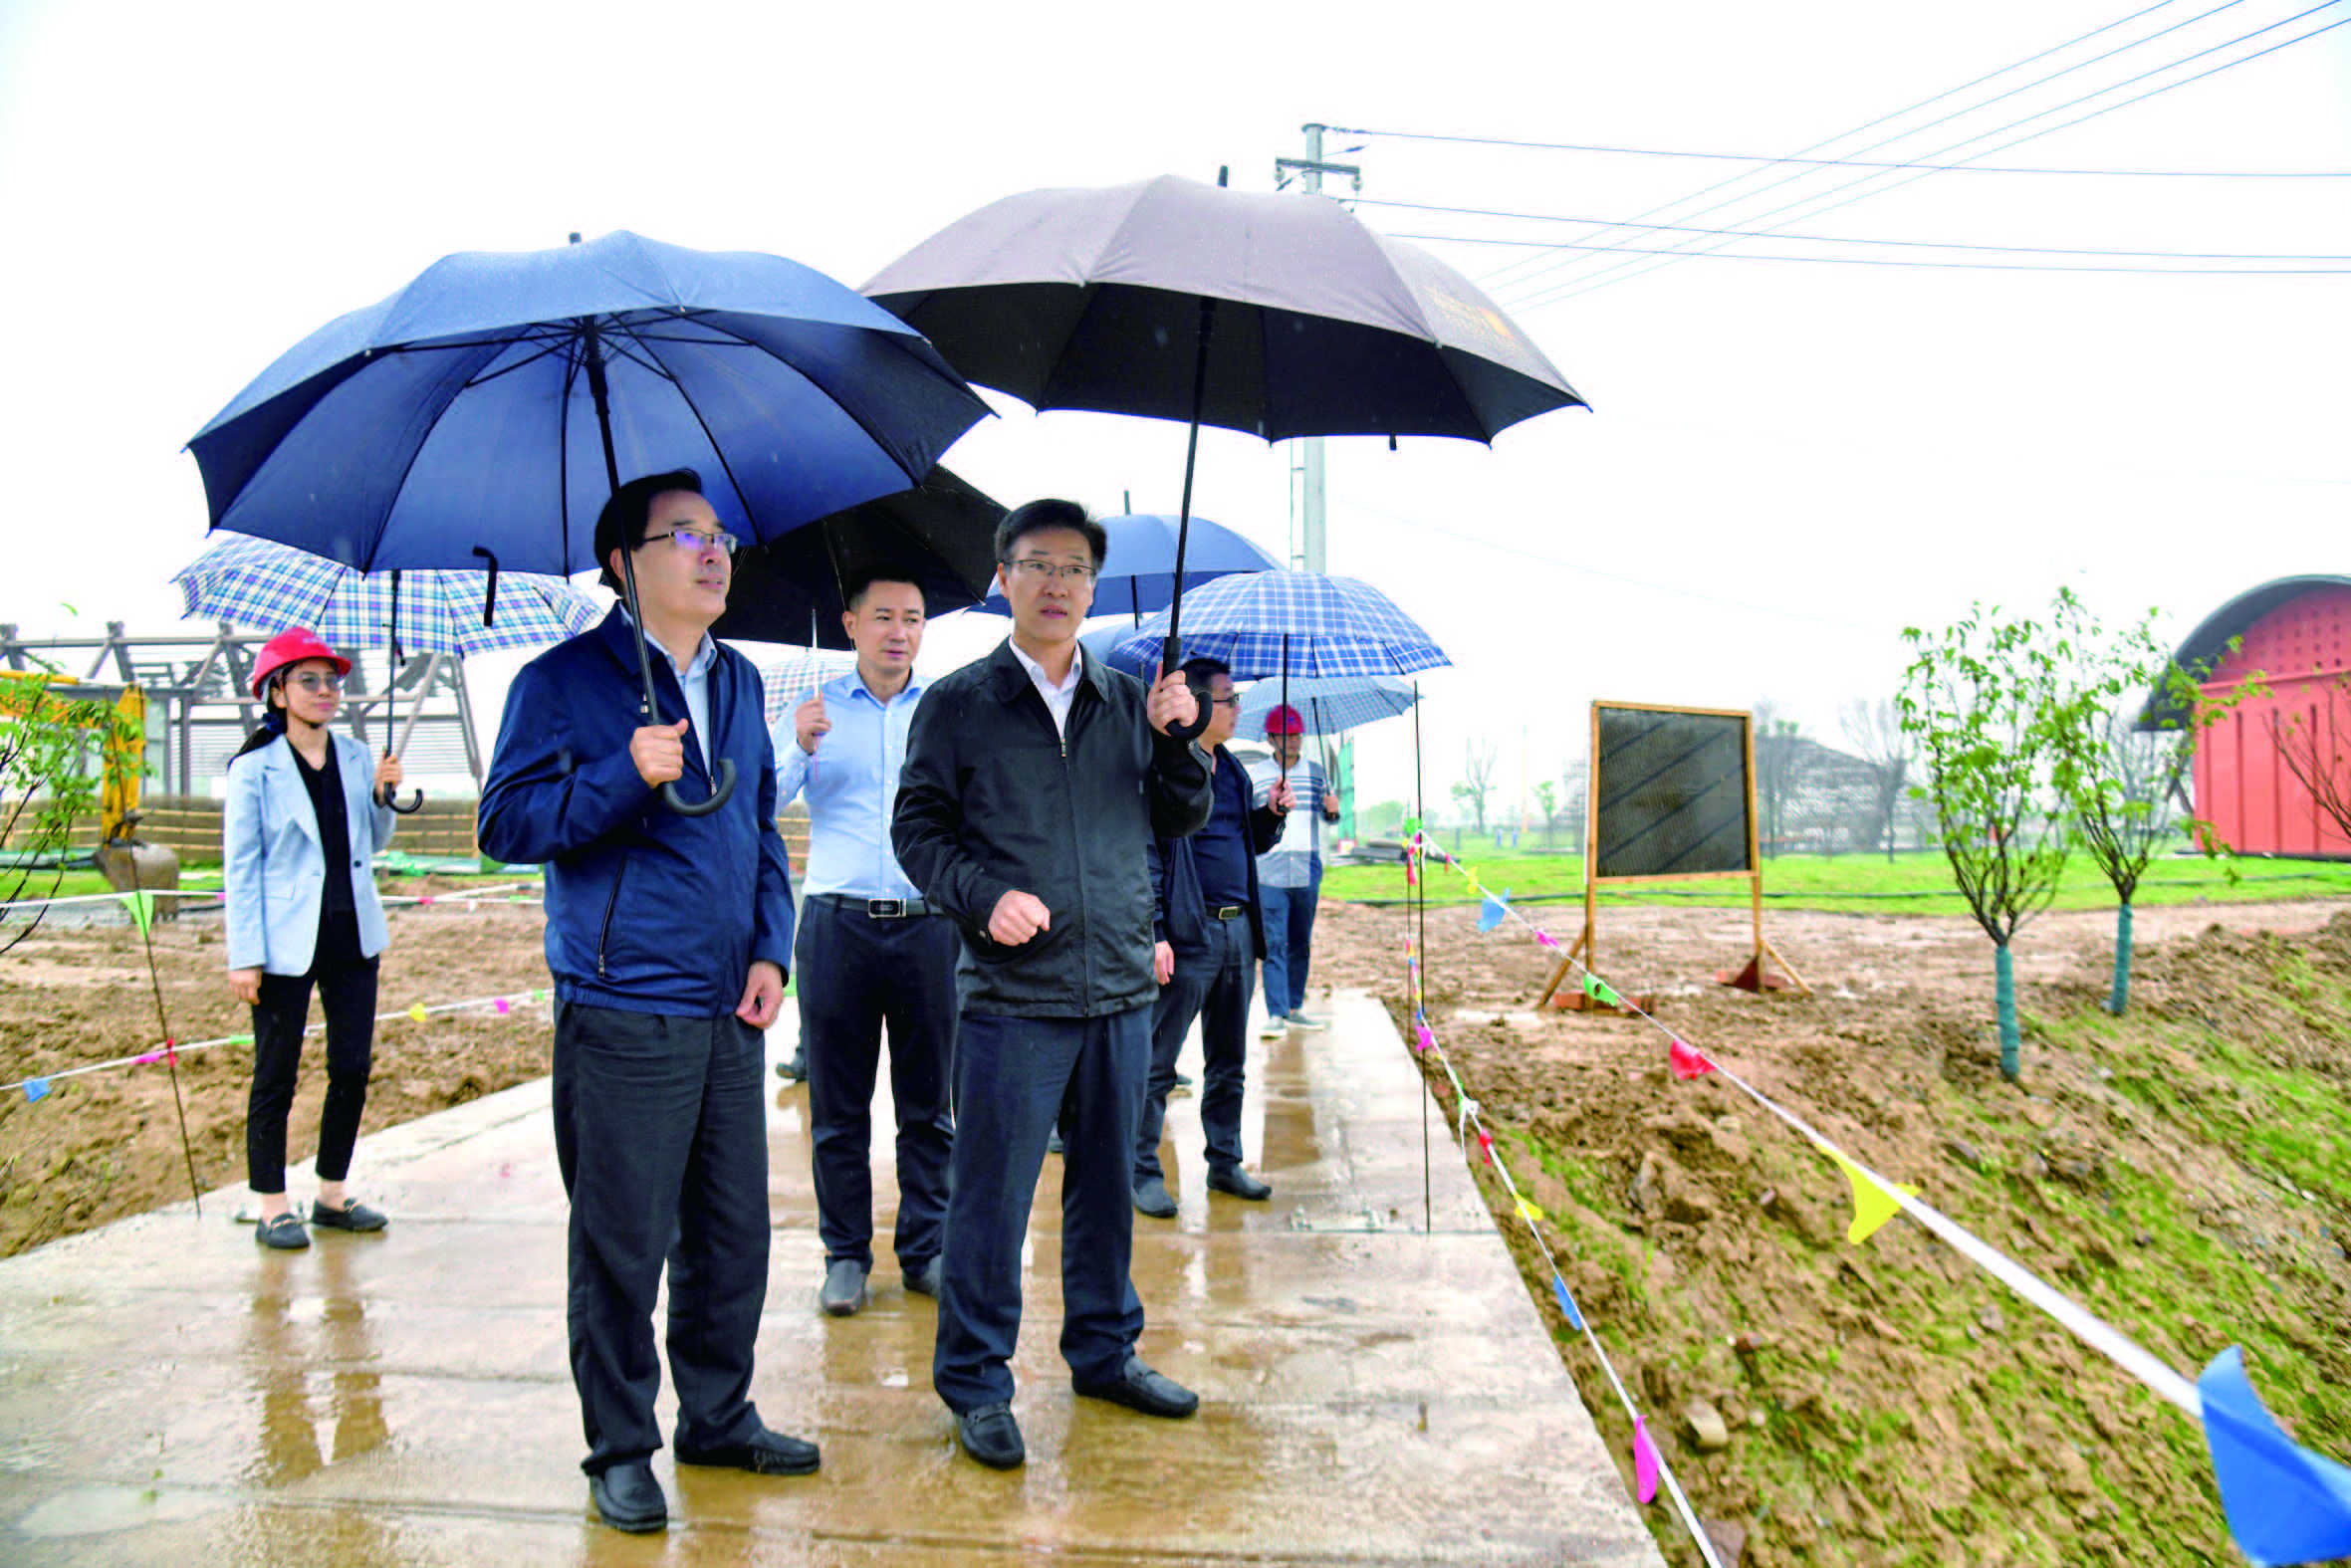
[1581,973,1622,1008]
[1552,1273,1583,1330]
[494,998,511,1014]
[22,1078,50,1103]
[2200,1346,2351,1565]
[1477,1128,1495,1165]
[1823,1148,1917,1243]
[1516,1196,1545,1225]
[1668,1039,1716,1079]
[1534,930,1560,950]
[407,1004,430,1023]
[1414,1022,1435,1054]
[1633,1416,1660,1504]
[119,890,156,936]
[1477,886,1512,934]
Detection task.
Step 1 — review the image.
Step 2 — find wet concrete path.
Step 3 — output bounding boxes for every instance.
[0,991,1664,1566]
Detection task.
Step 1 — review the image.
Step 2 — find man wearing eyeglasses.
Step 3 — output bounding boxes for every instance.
[892,499,1210,1470]
[1133,656,1289,1223]
[480,469,813,1534]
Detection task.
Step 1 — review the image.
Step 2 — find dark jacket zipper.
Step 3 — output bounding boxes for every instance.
[595,858,628,978]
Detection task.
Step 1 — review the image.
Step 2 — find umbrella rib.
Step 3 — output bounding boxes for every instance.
[615,324,769,541]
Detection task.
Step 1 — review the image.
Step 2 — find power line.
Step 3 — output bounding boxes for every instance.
[1388,233,2348,273]
[1327,124,2351,177]
[1508,6,2351,312]
[1363,196,2351,260]
[1466,0,2203,294]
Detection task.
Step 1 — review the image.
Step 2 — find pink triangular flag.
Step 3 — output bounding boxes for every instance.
[1668,1039,1716,1079]
[1414,1022,1435,1054]
[1633,1416,1660,1503]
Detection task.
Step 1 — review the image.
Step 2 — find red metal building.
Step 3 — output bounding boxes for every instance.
[2167,575,2351,858]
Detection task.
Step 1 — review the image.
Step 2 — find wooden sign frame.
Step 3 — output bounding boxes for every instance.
[1537,700,1807,1008]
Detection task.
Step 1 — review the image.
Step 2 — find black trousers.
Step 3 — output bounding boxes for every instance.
[1135,916,1254,1183]
[246,928,378,1194]
[932,1006,1150,1414]
[794,898,958,1274]
[552,1000,770,1475]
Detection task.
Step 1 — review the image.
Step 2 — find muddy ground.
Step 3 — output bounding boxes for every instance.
[0,886,553,1257]
[1311,891,2351,1567]
[7,881,2350,1565]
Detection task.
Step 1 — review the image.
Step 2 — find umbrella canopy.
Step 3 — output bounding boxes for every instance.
[1238,673,1420,737]
[868,175,1574,712]
[714,466,1004,648]
[172,532,598,655]
[1111,570,1450,682]
[758,650,859,728]
[973,512,1279,621]
[187,229,990,816]
[865,175,1585,444]
[192,230,991,576]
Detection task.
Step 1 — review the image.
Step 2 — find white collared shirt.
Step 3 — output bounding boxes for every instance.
[1009,639,1082,738]
[638,621,719,767]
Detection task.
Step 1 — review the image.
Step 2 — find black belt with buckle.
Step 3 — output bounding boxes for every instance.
[815,893,934,919]
[1210,905,1248,920]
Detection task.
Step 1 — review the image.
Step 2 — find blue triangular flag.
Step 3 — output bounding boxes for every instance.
[1552,1273,1583,1330]
[2201,1345,2351,1566]
[1477,886,1512,934]
[22,1078,51,1103]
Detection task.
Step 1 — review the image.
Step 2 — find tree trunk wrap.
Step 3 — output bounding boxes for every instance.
[2109,902,2134,1015]
[1997,943,2020,1081]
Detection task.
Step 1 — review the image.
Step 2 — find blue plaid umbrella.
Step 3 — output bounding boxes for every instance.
[757,649,858,728]
[1110,570,1449,682]
[1238,673,1419,737]
[172,533,598,656]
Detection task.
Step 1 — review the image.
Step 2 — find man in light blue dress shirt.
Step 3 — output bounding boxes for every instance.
[772,566,958,1318]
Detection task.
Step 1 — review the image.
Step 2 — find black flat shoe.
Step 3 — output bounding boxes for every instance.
[589,1461,666,1532]
[310,1199,388,1232]
[255,1214,309,1250]
[676,1423,820,1476]
[1074,1355,1199,1419]
[904,1256,943,1298]
[1131,1178,1177,1219]
[956,1403,1025,1469]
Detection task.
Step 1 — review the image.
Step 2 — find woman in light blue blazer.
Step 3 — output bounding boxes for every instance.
[224,627,402,1251]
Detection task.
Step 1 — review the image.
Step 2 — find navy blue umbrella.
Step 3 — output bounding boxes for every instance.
[973,512,1279,623]
[189,230,990,814]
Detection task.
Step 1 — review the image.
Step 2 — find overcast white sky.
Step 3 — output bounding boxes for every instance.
[2,0,2345,817]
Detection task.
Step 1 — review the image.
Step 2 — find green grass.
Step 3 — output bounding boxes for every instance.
[4,862,534,906]
[1324,846,2351,917]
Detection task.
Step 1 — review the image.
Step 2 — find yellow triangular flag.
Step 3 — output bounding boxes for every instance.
[1823,1148,1916,1243]
[406,1003,430,1023]
[1516,1196,1546,1225]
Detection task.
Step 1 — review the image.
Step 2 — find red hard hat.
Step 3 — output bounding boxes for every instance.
[1264,704,1304,737]
[251,627,352,698]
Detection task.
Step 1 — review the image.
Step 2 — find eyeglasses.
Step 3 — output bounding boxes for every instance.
[1209,695,1242,708]
[287,672,345,693]
[1003,559,1097,583]
[645,528,738,556]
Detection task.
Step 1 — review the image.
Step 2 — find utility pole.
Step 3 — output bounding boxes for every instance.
[1275,124,1364,837]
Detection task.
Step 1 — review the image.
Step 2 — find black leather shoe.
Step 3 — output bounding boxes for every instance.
[904,1256,942,1298]
[775,1052,808,1083]
[1131,1177,1177,1219]
[675,1423,820,1476]
[1074,1355,1199,1418]
[310,1198,388,1232]
[1207,1165,1272,1201]
[589,1461,667,1532]
[956,1403,1025,1468]
[820,1259,867,1317]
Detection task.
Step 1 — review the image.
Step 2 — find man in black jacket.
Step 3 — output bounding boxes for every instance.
[1134,656,1289,1221]
[892,499,1210,1470]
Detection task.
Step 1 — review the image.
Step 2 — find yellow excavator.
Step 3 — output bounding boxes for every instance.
[0,671,171,904]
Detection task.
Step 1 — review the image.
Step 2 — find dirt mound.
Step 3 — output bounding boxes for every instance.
[1311,895,2351,1567]
[0,890,553,1256]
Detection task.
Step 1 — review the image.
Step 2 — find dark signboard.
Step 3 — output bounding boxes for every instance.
[1592,705,1754,879]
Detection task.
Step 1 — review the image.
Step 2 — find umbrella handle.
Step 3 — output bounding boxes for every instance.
[384,785,425,815]
[1158,634,1211,743]
[618,541,739,817]
[661,763,737,818]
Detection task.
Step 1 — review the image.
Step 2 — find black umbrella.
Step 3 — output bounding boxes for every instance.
[864,172,1587,707]
[713,466,1005,649]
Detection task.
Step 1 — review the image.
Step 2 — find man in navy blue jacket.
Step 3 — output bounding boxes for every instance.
[479,471,811,1535]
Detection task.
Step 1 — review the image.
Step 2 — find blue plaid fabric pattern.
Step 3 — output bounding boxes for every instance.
[1238,673,1420,736]
[173,532,599,655]
[757,650,859,727]
[1110,570,1450,681]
